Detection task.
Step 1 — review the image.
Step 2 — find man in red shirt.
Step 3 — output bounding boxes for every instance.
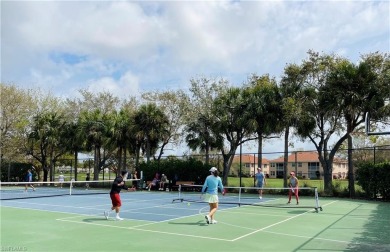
[104,170,131,221]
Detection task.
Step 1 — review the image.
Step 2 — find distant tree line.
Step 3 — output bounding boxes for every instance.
[1,51,389,197]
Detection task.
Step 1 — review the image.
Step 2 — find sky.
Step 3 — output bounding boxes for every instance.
[1,0,389,156]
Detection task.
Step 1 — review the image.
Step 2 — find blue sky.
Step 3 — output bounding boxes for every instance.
[1,0,389,154]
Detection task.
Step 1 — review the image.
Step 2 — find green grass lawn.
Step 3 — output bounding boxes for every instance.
[55,172,117,181]
[227,177,359,193]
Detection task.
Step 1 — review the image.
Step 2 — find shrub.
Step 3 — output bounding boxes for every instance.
[356,162,390,200]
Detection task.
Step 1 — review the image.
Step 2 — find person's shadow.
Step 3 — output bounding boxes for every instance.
[288,210,310,214]
[83,218,109,223]
[168,220,207,226]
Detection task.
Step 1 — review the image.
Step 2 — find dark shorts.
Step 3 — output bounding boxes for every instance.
[110,193,121,207]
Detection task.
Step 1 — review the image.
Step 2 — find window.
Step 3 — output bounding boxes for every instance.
[308,162,320,179]
[298,162,302,167]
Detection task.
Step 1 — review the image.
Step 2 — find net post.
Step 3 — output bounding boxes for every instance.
[70,179,73,195]
[238,186,242,206]
[314,187,320,212]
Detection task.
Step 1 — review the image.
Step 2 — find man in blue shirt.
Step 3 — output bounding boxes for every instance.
[255,167,266,199]
[24,169,35,192]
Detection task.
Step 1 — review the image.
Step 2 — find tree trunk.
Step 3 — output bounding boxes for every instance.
[257,134,263,170]
[74,151,78,181]
[117,147,122,175]
[283,127,290,187]
[222,150,236,186]
[94,146,100,180]
[347,134,355,198]
[49,151,54,182]
[43,166,49,182]
[205,142,210,166]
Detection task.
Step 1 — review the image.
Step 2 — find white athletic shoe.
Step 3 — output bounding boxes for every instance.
[259,196,262,199]
[205,215,210,224]
[116,216,123,221]
[104,211,109,220]
[211,220,218,224]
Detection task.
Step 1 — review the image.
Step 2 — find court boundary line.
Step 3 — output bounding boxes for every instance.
[3,198,352,245]
[56,219,231,242]
[231,200,337,241]
[54,201,337,243]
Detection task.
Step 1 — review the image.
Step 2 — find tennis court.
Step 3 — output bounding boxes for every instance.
[1,184,390,252]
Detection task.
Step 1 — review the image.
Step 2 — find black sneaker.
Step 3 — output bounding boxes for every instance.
[205,215,210,224]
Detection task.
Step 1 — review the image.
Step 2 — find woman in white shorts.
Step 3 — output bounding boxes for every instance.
[201,167,224,225]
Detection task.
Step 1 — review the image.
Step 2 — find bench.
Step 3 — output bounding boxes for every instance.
[171,181,196,191]
[144,180,196,191]
[145,180,169,191]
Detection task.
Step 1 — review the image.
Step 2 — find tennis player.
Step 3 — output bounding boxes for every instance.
[201,167,224,225]
[255,167,266,199]
[287,171,299,205]
[104,170,131,221]
[58,172,65,188]
[24,169,35,192]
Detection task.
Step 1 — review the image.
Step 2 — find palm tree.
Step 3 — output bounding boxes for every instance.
[212,87,255,185]
[79,109,107,180]
[62,119,85,181]
[28,112,66,181]
[107,110,132,174]
[280,64,316,186]
[243,74,284,172]
[185,114,223,165]
[133,103,169,164]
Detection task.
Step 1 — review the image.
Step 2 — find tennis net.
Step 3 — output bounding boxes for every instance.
[172,184,322,212]
[0,179,140,200]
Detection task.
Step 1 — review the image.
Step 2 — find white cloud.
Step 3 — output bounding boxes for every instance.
[1,0,389,154]
[1,0,388,96]
[87,71,139,99]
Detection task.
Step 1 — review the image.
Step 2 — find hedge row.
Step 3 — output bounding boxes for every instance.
[356,162,390,200]
[139,157,214,185]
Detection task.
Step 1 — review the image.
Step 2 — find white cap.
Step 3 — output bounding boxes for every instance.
[209,167,217,172]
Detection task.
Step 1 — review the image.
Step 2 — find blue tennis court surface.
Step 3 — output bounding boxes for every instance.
[1,191,239,222]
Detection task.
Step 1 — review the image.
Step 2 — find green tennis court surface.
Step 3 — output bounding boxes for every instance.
[1,191,389,252]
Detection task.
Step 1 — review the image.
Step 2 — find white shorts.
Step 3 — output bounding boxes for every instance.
[204,193,219,203]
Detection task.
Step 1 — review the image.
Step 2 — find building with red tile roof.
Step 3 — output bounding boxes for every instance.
[232,151,348,179]
[232,154,270,177]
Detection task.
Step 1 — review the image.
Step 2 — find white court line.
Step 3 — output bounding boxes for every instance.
[2,205,104,218]
[262,230,353,244]
[4,198,342,243]
[59,220,231,242]
[3,198,187,215]
[231,200,337,241]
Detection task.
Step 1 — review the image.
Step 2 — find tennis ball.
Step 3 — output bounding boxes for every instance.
[187,202,191,206]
